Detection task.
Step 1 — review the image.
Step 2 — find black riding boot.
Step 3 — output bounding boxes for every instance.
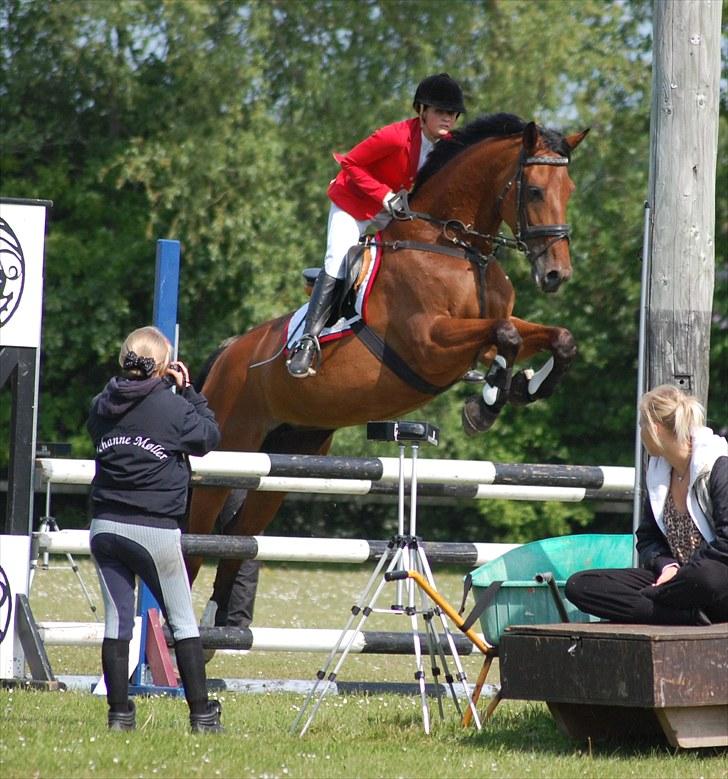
[175,637,223,733]
[102,638,136,730]
[287,271,339,378]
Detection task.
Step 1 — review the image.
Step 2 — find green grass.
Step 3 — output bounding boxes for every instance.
[1,558,726,778]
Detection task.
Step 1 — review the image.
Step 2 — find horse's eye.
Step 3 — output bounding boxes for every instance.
[528,186,544,200]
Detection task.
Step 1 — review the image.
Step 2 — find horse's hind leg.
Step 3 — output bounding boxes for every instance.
[462,319,522,435]
[506,320,577,406]
[208,490,285,626]
[209,427,335,626]
[185,486,232,584]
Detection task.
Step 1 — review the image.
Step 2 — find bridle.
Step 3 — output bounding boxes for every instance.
[496,149,571,264]
[390,147,572,266]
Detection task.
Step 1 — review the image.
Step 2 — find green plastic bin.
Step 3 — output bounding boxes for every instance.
[468,534,633,645]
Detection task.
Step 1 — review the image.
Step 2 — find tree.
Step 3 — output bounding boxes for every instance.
[2,0,724,540]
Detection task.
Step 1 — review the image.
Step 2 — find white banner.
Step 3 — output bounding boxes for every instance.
[0,535,30,679]
[0,199,51,349]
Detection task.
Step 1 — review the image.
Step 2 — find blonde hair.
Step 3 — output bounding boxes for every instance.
[639,384,705,449]
[119,326,172,379]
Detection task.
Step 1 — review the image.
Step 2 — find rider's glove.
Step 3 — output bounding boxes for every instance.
[383,191,407,217]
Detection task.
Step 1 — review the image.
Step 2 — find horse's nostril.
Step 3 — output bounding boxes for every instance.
[543,271,563,292]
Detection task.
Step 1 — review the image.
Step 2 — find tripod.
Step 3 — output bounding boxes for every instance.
[291,421,482,736]
[30,512,99,621]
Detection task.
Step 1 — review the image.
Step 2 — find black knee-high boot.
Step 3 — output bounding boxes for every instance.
[175,637,223,733]
[102,638,135,730]
[286,271,338,378]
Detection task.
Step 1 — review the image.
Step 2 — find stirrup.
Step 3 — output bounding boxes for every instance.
[286,335,320,378]
[461,369,486,384]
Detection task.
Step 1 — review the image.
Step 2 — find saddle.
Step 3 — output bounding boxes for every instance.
[301,243,373,326]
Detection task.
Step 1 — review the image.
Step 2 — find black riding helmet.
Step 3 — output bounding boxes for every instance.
[413,73,466,114]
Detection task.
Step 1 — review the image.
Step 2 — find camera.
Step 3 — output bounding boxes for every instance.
[366,420,439,446]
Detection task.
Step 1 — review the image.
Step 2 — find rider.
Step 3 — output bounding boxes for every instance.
[286,72,466,378]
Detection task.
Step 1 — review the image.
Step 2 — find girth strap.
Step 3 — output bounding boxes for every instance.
[351,320,454,397]
[353,239,491,391]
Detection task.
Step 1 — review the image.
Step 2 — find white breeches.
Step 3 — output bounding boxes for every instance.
[323,203,371,279]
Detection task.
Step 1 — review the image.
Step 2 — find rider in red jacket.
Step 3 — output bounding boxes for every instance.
[287,73,466,378]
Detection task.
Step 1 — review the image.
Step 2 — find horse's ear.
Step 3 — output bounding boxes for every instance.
[564,128,590,151]
[523,122,539,154]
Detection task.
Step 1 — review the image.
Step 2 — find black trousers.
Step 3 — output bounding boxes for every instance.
[565,558,728,625]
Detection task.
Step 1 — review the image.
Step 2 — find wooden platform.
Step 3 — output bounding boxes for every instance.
[499,622,728,748]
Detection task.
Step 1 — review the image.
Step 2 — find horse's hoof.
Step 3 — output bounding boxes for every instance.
[461,396,499,435]
[508,369,535,406]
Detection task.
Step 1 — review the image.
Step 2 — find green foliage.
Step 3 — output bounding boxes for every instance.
[1,0,725,539]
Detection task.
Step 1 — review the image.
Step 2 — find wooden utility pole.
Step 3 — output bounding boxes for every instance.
[646,0,722,406]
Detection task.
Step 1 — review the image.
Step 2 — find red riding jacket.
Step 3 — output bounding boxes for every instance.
[327,117,423,221]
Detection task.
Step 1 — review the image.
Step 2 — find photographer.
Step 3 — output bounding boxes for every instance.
[87,326,223,732]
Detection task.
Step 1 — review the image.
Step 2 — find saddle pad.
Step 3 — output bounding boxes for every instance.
[284,239,380,350]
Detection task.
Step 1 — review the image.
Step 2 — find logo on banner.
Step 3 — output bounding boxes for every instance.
[0,217,25,328]
[0,565,11,645]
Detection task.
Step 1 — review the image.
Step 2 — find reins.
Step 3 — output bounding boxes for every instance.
[386,148,572,264]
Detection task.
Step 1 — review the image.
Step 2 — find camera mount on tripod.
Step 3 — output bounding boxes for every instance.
[366,420,439,446]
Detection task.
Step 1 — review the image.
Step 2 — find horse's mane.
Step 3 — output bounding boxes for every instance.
[412,112,571,195]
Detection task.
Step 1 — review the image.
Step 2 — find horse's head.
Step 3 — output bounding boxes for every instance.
[500,122,589,293]
[410,113,589,294]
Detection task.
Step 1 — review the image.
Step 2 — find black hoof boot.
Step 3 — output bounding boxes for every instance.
[461,396,500,436]
[108,700,136,731]
[286,336,319,378]
[190,700,223,734]
[508,370,534,406]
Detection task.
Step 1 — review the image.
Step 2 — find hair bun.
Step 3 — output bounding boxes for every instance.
[123,350,157,378]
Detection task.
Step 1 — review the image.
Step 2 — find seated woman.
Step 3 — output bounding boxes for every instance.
[566,384,728,625]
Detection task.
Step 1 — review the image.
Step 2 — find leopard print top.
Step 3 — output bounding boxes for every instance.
[663,491,704,564]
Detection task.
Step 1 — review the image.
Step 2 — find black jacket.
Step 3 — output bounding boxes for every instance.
[636,455,728,573]
[87,376,220,525]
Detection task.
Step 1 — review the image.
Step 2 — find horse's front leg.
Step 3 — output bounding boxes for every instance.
[462,319,523,434]
[430,317,522,435]
[506,318,577,406]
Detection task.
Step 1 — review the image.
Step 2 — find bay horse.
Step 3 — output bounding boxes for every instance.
[186,113,588,623]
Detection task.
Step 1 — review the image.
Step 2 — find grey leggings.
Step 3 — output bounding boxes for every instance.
[90,519,199,642]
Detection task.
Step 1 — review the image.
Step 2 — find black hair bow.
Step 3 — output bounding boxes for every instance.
[123,351,157,378]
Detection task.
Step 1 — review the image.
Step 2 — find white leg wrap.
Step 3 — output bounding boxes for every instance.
[528,356,555,396]
[482,355,507,406]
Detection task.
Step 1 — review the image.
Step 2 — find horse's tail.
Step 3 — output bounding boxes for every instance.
[193,336,241,392]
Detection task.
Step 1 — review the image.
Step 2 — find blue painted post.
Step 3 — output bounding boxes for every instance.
[132,239,181,688]
[153,239,181,349]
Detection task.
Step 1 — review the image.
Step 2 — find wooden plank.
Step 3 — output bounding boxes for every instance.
[503,622,727,641]
[656,706,728,749]
[500,623,728,707]
[500,632,655,706]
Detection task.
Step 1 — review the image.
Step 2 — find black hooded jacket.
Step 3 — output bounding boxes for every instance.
[87,376,220,526]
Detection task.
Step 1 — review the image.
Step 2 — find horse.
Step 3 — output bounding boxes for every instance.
[186,113,589,624]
